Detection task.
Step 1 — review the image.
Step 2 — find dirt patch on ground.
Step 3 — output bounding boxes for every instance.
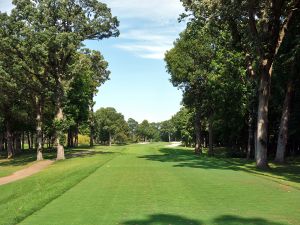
[0,160,54,186]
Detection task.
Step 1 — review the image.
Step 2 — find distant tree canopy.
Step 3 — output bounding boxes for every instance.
[94,108,129,145]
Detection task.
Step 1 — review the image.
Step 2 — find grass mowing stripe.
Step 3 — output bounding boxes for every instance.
[0,149,117,225]
[17,154,119,224]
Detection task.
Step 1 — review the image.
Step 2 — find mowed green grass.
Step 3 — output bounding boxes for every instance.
[1,143,300,225]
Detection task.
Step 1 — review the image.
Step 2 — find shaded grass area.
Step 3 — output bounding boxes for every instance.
[0,149,51,178]
[140,147,300,187]
[122,214,284,225]
[0,146,118,225]
[0,146,110,178]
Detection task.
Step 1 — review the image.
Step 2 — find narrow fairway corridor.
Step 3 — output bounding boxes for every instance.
[20,143,300,225]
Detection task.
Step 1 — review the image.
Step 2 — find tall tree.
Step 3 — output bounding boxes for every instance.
[180,0,300,168]
[274,12,300,163]
[128,118,139,142]
[10,0,119,160]
[94,108,128,146]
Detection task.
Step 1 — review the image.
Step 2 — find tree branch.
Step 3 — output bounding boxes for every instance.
[274,0,300,55]
[248,0,264,57]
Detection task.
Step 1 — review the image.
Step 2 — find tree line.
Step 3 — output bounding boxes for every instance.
[92,107,194,146]
[93,107,163,145]
[165,0,300,168]
[0,0,119,160]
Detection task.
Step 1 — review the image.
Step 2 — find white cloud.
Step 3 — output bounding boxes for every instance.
[115,24,184,59]
[101,0,184,21]
[100,0,186,60]
[0,0,186,60]
[115,43,171,59]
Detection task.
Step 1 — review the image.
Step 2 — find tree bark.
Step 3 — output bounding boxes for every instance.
[275,80,293,163]
[89,99,94,147]
[208,117,214,156]
[27,132,31,150]
[0,134,3,152]
[14,133,22,155]
[55,107,65,160]
[67,128,71,148]
[194,110,202,155]
[247,112,254,159]
[6,122,14,159]
[90,125,94,147]
[36,98,44,161]
[74,124,79,147]
[109,132,112,146]
[30,133,34,150]
[22,131,25,151]
[256,62,271,169]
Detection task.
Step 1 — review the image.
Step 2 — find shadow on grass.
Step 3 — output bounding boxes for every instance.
[0,147,113,168]
[66,149,113,159]
[121,214,284,225]
[213,215,284,225]
[139,147,300,184]
[122,214,202,225]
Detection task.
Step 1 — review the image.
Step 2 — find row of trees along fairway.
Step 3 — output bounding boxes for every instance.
[0,0,119,160]
[165,0,300,168]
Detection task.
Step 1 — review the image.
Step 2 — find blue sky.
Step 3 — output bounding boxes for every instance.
[0,0,185,123]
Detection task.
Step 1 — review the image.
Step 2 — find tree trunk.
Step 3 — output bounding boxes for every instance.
[256,63,271,169]
[0,134,3,152]
[22,131,25,151]
[90,126,94,147]
[15,133,22,155]
[168,133,171,143]
[194,110,202,155]
[208,117,214,156]
[6,122,14,159]
[48,136,51,149]
[275,80,293,163]
[30,133,34,150]
[55,107,65,160]
[27,132,31,149]
[89,101,94,147]
[74,124,79,147]
[109,132,112,146]
[36,98,44,161]
[247,113,254,159]
[67,128,74,148]
[4,138,7,152]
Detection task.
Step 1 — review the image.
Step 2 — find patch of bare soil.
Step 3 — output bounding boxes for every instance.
[0,160,54,186]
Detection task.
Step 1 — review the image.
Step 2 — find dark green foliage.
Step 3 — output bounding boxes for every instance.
[94,107,129,145]
[0,0,118,158]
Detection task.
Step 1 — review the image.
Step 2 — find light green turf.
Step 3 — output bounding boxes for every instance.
[1,143,300,225]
